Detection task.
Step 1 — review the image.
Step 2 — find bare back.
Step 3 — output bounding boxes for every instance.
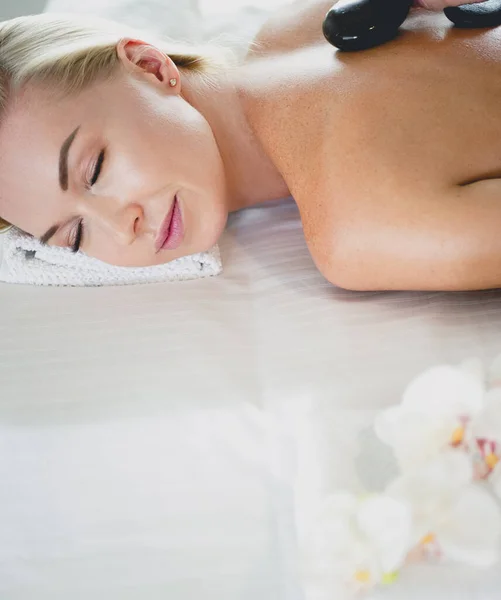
[239,10,501,291]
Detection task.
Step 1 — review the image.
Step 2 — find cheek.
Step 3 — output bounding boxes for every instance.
[110,89,223,179]
[153,101,221,176]
[180,185,228,254]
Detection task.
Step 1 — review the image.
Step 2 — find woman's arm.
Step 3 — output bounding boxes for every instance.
[314,179,501,292]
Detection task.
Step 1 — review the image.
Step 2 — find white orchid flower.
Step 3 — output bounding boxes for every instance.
[374,359,501,475]
[468,387,501,488]
[386,451,501,568]
[301,492,413,592]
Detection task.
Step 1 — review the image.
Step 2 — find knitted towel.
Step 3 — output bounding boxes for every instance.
[0,227,222,287]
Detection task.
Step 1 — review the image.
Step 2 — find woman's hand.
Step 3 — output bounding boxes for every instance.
[413,0,487,9]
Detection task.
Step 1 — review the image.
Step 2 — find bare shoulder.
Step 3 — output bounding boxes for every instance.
[245,0,335,60]
[307,177,501,292]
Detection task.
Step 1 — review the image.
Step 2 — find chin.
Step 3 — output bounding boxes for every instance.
[207,209,228,249]
[193,206,228,253]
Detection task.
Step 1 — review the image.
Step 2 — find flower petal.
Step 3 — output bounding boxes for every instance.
[375,407,466,471]
[471,388,501,443]
[356,495,413,573]
[300,493,358,577]
[402,366,484,417]
[489,461,501,500]
[459,357,485,385]
[437,485,501,568]
[386,451,474,534]
[374,409,443,466]
[309,492,357,553]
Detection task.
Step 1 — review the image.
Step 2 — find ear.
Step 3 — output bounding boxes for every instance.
[116,38,180,90]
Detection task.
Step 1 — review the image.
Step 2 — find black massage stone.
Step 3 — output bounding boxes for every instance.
[444,0,501,28]
[322,0,413,51]
[323,0,501,51]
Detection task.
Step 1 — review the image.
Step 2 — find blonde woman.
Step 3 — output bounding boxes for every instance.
[0,0,497,291]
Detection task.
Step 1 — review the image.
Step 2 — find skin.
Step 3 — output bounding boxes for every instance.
[414,0,486,8]
[244,0,501,291]
[0,0,498,289]
[0,40,274,267]
[0,40,288,267]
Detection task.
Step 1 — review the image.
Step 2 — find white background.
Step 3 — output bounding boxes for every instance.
[0,0,291,20]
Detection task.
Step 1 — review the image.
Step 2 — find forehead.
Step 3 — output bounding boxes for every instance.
[1,79,105,165]
[0,81,106,231]
[0,73,135,179]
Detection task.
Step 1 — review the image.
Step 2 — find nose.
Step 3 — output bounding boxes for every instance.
[82,195,145,245]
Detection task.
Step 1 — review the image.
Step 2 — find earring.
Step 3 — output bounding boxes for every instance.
[169,78,177,87]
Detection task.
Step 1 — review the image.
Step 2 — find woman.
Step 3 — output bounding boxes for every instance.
[0,0,497,291]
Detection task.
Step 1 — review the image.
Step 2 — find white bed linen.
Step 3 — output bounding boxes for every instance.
[2,199,501,600]
[2,1,501,599]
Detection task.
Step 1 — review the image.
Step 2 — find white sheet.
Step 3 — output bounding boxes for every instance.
[2,198,501,600]
[2,2,501,599]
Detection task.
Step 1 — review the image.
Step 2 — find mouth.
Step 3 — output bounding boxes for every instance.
[155,194,184,253]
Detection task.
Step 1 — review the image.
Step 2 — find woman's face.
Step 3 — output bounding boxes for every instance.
[0,43,229,267]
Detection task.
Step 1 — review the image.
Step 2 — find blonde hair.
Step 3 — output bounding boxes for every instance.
[0,12,239,234]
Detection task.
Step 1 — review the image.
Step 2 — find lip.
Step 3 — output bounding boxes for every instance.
[155,194,184,253]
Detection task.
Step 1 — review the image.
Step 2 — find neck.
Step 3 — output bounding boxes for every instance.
[179,65,290,212]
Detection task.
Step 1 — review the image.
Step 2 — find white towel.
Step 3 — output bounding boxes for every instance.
[0,227,222,287]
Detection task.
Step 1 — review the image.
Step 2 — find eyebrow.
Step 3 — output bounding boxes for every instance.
[38,125,80,246]
[59,126,80,191]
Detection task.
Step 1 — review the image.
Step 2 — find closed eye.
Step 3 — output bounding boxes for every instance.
[71,148,105,252]
[88,148,106,188]
[70,219,84,253]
